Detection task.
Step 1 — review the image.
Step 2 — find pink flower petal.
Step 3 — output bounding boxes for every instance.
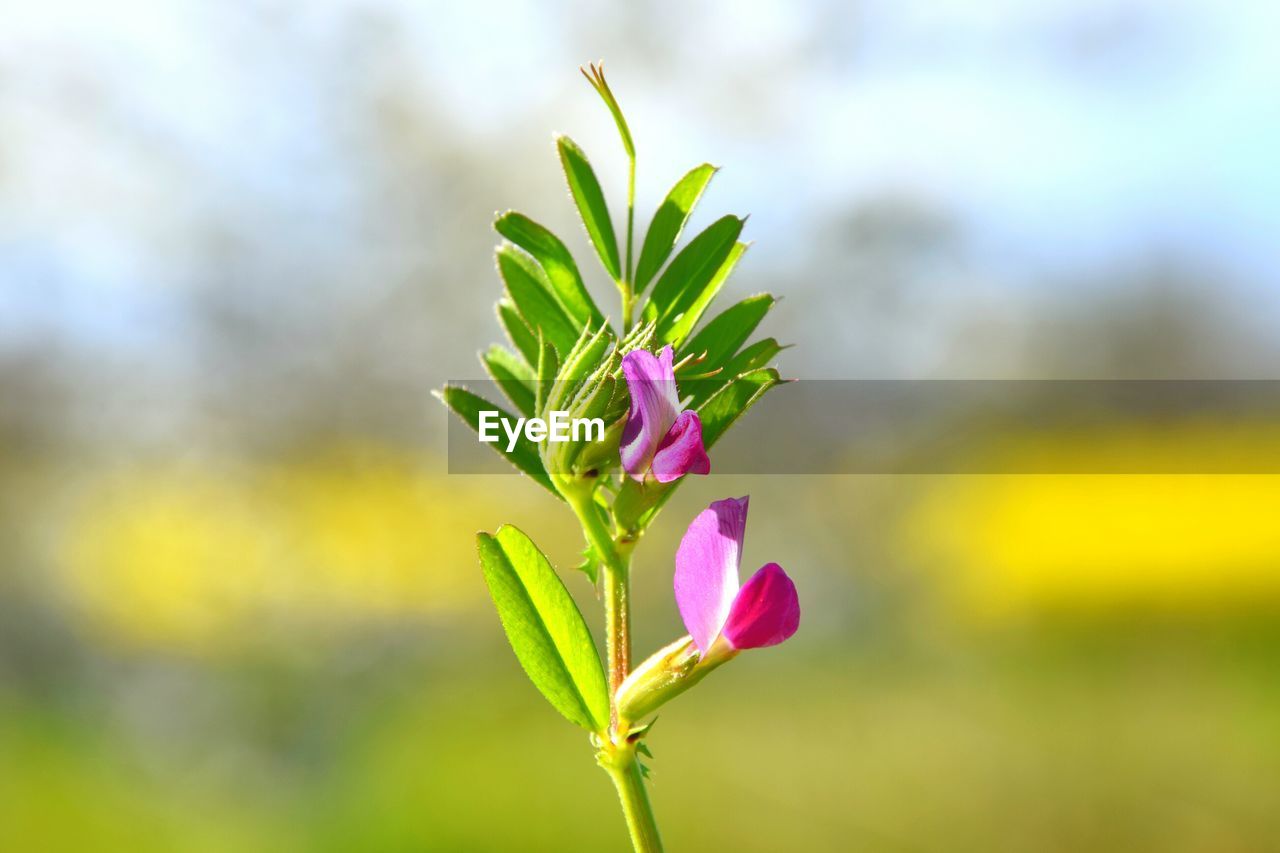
[650,410,711,483]
[722,563,800,650]
[674,496,749,654]
[620,346,680,480]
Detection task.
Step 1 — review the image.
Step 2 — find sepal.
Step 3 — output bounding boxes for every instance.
[614,635,738,725]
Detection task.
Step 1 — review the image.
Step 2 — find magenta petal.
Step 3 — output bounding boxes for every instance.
[722,563,800,650]
[620,346,680,480]
[650,410,711,484]
[674,496,749,654]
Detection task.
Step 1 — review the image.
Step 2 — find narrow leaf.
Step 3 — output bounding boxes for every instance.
[697,367,783,448]
[477,526,610,732]
[634,164,718,293]
[496,245,580,358]
[557,135,621,281]
[659,240,749,347]
[495,211,604,328]
[682,337,785,409]
[481,345,535,417]
[436,385,557,497]
[643,215,743,333]
[679,293,775,375]
[721,337,785,377]
[497,299,539,367]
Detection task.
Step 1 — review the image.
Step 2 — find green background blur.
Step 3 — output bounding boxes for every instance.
[3,1,1280,850]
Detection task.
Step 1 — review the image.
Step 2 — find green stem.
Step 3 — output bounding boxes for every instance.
[619,280,636,334]
[603,556,630,709]
[618,150,637,332]
[564,486,631,715]
[565,483,662,852]
[603,746,664,853]
[625,150,636,284]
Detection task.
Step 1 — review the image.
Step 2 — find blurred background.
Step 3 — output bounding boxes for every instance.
[3,1,1280,850]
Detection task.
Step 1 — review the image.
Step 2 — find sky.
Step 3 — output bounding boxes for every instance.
[1,0,1278,368]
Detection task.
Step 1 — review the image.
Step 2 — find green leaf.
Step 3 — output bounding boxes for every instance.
[634,164,718,293]
[679,293,775,375]
[496,245,579,358]
[477,526,610,732]
[495,211,604,328]
[557,135,621,281]
[721,337,785,377]
[643,215,744,338]
[697,367,783,448]
[659,240,749,348]
[481,345,535,417]
[682,337,785,410]
[496,299,539,367]
[716,337,785,391]
[436,385,558,497]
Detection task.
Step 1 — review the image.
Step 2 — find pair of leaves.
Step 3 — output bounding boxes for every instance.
[496,211,604,331]
[696,366,783,448]
[556,132,726,315]
[496,245,583,358]
[684,335,786,409]
[554,127,748,368]
[477,526,609,732]
[678,294,782,406]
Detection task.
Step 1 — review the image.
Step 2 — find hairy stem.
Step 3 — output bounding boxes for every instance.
[602,745,664,853]
[566,483,661,852]
[603,558,630,701]
[564,486,631,719]
[619,281,636,334]
[624,153,634,295]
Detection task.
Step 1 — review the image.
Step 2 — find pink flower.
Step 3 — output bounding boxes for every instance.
[673,496,799,654]
[620,345,710,483]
